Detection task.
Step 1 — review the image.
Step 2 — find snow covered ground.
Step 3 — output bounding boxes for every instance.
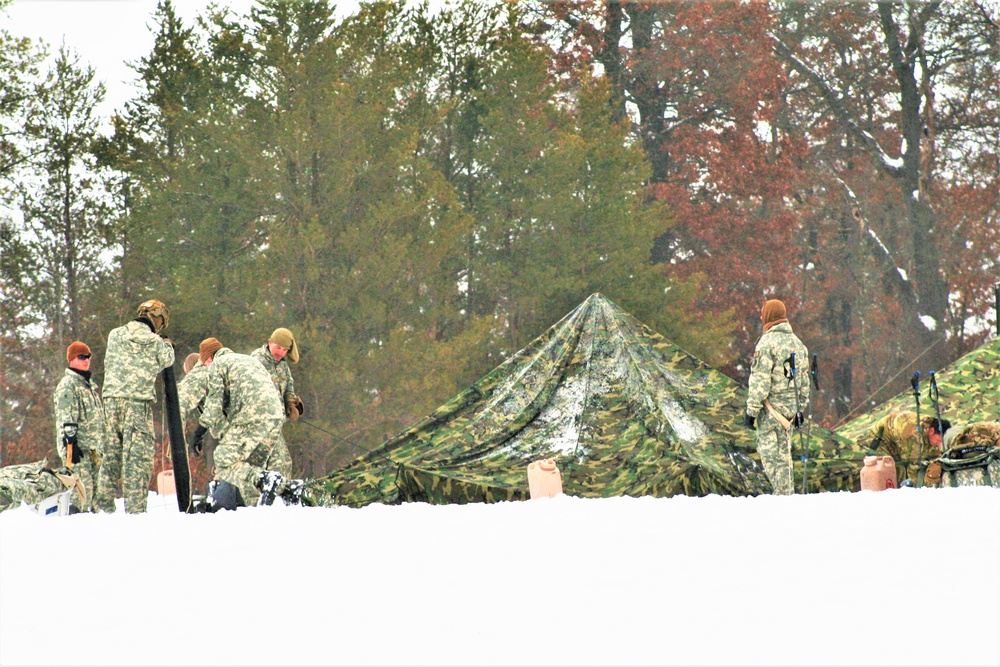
[1,487,998,667]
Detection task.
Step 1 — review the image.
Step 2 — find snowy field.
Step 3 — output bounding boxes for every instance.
[1,487,998,667]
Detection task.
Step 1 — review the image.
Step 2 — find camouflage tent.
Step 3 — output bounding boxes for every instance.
[834,336,1000,449]
[311,294,782,507]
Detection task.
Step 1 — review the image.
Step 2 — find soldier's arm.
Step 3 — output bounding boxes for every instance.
[54,384,78,455]
[198,370,224,436]
[746,348,774,416]
[158,336,175,371]
[285,368,295,399]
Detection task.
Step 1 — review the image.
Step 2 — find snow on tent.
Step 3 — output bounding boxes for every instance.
[312,293,779,508]
[833,335,1000,453]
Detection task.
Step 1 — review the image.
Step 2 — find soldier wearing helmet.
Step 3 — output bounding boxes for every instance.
[95,299,175,513]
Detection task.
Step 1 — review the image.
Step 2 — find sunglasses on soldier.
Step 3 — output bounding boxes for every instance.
[76,354,92,360]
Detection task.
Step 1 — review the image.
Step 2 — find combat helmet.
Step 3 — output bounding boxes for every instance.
[137,299,169,331]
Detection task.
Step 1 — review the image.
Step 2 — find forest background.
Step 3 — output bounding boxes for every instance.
[2,0,998,491]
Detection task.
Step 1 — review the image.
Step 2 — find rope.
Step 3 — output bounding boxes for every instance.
[831,335,945,429]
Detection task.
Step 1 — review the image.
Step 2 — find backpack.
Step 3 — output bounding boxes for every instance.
[936,444,1000,488]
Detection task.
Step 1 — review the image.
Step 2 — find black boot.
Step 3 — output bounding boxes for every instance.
[207,479,246,512]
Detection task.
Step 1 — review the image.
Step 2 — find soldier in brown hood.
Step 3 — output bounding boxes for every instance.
[745,299,810,495]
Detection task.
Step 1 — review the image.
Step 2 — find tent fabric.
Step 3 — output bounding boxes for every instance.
[833,337,1000,453]
[310,294,773,507]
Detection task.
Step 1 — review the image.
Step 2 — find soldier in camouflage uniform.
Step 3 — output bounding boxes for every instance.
[248,327,302,477]
[863,410,950,486]
[195,343,287,506]
[942,420,999,453]
[53,341,106,512]
[182,340,220,463]
[178,352,211,421]
[95,299,175,513]
[0,460,84,513]
[745,299,810,495]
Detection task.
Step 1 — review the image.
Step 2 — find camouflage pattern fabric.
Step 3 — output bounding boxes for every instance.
[0,461,70,512]
[310,293,783,508]
[249,343,295,473]
[857,411,944,486]
[178,361,210,421]
[97,319,173,513]
[102,320,174,401]
[936,422,1000,488]
[942,421,1000,454]
[53,369,107,511]
[250,344,296,405]
[200,348,289,501]
[832,336,1000,489]
[96,397,156,513]
[746,322,810,495]
[213,421,286,506]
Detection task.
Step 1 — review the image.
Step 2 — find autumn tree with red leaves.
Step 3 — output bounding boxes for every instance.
[544,0,1000,426]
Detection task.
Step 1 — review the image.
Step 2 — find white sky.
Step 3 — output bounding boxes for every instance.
[2,487,999,666]
[1,0,361,122]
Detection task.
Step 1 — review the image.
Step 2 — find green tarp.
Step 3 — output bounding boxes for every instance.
[834,336,1000,449]
[311,294,787,507]
[786,337,1000,493]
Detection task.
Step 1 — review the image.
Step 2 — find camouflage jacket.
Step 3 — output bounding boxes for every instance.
[199,348,284,438]
[250,343,295,402]
[103,319,174,401]
[942,421,1000,456]
[747,322,810,420]
[178,361,210,420]
[864,410,939,463]
[53,369,106,457]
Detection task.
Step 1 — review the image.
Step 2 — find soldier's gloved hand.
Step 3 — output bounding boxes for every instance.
[743,413,756,430]
[793,412,805,428]
[62,423,78,447]
[190,425,208,456]
[285,394,302,421]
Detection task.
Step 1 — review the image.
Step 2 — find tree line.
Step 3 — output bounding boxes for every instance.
[2,0,998,482]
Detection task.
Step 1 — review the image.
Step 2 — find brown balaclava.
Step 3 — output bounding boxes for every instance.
[199,338,223,365]
[761,299,788,332]
[66,341,92,365]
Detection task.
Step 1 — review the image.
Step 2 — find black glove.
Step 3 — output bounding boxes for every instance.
[62,424,79,461]
[743,413,756,430]
[793,412,805,428]
[190,425,208,456]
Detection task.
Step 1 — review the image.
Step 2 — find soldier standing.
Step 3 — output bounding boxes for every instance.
[195,341,292,507]
[95,299,174,513]
[744,299,810,495]
[249,327,302,477]
[53,341,106,511]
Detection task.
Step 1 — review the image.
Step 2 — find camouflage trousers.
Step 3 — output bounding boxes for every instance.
[57,445,99,512]
[756,411,794,495]
[97,397,155,514]
[213,419,286,507]
[0,461,68,512]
